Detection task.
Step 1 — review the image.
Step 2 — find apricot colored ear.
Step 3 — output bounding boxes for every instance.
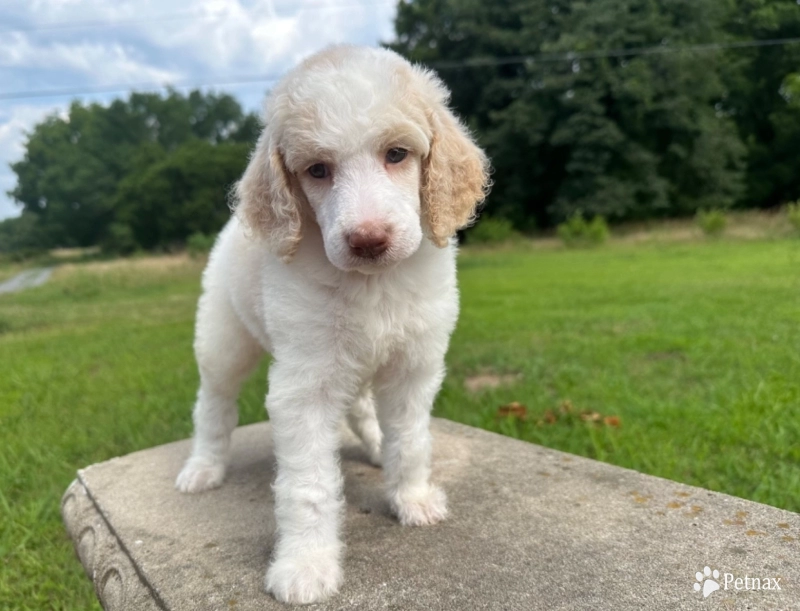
[234,138,303,261]
[421,104,490,246]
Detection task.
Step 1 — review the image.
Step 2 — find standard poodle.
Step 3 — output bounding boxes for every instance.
[176,44,490,604]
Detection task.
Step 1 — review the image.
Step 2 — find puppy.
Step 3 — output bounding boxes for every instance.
[176,45,490,604]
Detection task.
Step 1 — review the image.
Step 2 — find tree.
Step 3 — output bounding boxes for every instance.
[391,0,746,226]
[8,90,260,249]
[0,214,48,254]
[722,0,800,208]
[113,140,250,250]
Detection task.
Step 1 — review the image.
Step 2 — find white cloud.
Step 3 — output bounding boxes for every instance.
[0,35,181,84]
[0,0,399,220]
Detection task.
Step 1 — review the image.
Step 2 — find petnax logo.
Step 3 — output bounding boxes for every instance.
[693,565,781,599]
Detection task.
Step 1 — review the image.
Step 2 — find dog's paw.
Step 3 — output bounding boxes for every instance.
[175,456,226,493]
[364,440,383,467]
[390,485,448,526]
[265,549,342,604]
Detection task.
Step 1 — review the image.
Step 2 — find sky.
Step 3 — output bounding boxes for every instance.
[0,0,399,220]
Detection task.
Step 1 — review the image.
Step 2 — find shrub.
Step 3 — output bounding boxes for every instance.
[6,249,42,263]
[101,223,138,255]
[186,232,217,258]
[787,202,800,232]
[557,212,609,247]
[695,209,727,237]
[466,216,519,245]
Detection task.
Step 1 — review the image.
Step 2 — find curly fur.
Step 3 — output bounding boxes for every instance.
[234,136,305,261]
[421,105,491,246]
[232,45,490,258]
[177,45,490,605]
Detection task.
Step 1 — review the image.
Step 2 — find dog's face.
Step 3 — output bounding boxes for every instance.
[296,147,422,273]
[284,78,429,272]
[235,46,490,273]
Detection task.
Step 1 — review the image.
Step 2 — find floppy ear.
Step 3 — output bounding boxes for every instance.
[421,103,491,247]
[232,135,303,261]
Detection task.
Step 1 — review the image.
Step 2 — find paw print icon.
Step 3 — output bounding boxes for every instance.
[694,566,721,598]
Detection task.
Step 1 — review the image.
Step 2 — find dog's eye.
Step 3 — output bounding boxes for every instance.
[308,163,330,179]
[386,148,408,164]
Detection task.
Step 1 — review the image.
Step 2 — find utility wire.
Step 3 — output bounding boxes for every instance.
[0,75,284,101]
[432,36,800,68]
[0,1,395,34]
[2,36,800,102]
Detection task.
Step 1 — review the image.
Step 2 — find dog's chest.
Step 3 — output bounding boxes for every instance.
[337,275,454,364]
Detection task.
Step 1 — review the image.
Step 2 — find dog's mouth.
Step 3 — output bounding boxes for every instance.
[348,252,400,274]
[336,245,407,274]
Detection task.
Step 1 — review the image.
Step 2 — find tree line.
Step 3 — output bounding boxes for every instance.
[3,0,800,253]
[390,0,800,229]
[1,90,259,254]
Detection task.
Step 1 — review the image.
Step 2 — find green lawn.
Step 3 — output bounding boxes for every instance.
[1,239,799,609]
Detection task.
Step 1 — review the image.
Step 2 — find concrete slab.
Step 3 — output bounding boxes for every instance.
[62,418,799,610]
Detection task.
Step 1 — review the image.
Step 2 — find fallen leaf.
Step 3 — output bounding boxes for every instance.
[603,415,621,427]
[497,402,527,420]
[580,411,602,422]
[543,409,557,424]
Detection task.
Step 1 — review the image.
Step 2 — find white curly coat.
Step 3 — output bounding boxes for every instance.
[176,45,489,604]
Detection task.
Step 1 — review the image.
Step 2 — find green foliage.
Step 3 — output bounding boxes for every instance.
[7,89,258,252]
[391,0,746,228]
[557,212,609,247]
[0,214,48,255]
[466,216,519,244]
[114,140,249,249]
[695,209,727,237]
[101,222,138,256]
[722,2,800,208]
[186,231,217,258]
[786,202,800,232]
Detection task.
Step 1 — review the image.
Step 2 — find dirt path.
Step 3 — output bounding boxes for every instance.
[0,267,53,295]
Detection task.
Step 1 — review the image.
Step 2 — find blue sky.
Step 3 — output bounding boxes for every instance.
[0,0,398,220]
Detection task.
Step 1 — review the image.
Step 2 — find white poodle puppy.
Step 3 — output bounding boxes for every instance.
[176,45,490,604]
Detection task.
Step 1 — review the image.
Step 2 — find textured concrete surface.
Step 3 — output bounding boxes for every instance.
[63,418,799,610]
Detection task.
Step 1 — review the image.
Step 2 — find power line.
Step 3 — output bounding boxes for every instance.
[2,36,800,102]
[431,36,800,68]
[0,74,285,101]
[0,1,395,34]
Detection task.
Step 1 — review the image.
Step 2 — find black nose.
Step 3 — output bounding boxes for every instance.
[348,226,389,258]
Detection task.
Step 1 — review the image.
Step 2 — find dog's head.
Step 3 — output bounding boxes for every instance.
[234,45,490,273]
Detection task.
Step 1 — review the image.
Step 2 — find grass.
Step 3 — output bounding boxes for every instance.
[1,236,799,609]
[448,240,800,507]
[0,260,28,284]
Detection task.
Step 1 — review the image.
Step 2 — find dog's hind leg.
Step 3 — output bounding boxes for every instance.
[176,291,263,493]
[345,386,382,466]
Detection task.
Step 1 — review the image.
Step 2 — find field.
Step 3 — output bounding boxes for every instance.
[1,230,799,609]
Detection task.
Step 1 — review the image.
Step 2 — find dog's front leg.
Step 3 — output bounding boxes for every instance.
[264,360,354,605]
[374,355,448,526]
